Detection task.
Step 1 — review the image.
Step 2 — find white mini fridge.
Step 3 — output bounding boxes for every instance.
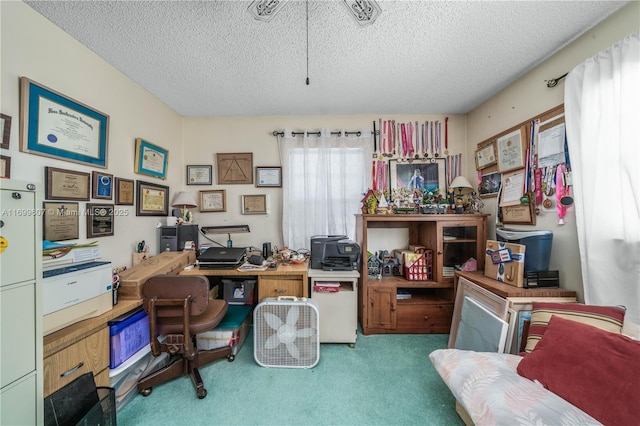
[309,269,359,346]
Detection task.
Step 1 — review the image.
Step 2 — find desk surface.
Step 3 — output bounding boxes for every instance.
[180,261,309,277]
[455,271,577,299]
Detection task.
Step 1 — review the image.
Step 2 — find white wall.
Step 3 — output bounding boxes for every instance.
[465,2,640,301]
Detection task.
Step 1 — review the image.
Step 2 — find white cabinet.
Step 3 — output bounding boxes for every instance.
[0,179,43,425]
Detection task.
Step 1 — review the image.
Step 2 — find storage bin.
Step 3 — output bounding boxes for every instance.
[196,304,252,355]
[496,228,553,272]
[404,250,433,281]
[222,279,256,305]
[108,308,150,369]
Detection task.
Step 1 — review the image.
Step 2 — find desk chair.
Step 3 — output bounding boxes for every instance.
[137,275,233,399]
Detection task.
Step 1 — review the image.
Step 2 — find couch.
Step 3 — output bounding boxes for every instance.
[430,302,640,426]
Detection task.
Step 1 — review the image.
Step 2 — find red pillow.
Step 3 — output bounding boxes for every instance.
[517,315,640,425]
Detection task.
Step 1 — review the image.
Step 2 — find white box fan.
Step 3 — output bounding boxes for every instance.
[254,296,320,368]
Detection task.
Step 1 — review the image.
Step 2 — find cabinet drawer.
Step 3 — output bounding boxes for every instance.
[396,303,453,333]
[43,327,109,398]
[258,276,303,302]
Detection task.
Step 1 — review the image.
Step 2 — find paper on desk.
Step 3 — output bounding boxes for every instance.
[237,261,269,271]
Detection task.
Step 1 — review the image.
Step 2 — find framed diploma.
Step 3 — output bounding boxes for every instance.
[0,155,10,178]
[187,165,212,185]
[502,200,536,225]
[92,171,113,200]
[500,168,526,207]
[256,166,282,187]
[497,127,527,173]
[475,141,497,170]
[135,180,169,216]
[241,194,267,215]
[43,202,79,241]
[1,113,11,149]
[45,167,91,201]
[199,189,226,212]
[115,177,134,205]
[19,77,109,168]
[217,153,253,184]
[86,203,115,237]
[134,138,168,179]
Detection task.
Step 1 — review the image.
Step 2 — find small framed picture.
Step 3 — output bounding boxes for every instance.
[115,177,134,205]
[86,203,114,237]
[1,113,11,150]
[479,171,501,198]
[43,201,80,241]
[136,180,169,216]
[475,141,497,170]
[256,166,282,187]
[45,167,91,201]
[241,194,267,215]
[199,189,226,212]
[134,138,168,179]
[92,171,113,200]
[187,165,212,185]
[217,153,253,184]
[0,155,11,178]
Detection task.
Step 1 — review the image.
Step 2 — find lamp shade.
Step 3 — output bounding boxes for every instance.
[450,176,474,195]
[171,191,197,208]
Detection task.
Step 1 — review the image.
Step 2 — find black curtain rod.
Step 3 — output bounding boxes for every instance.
[272,130,376,137]
[546,72,569,88]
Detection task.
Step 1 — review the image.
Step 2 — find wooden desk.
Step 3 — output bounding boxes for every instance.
[180,261,309,301]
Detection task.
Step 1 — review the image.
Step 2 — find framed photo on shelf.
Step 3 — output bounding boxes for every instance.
[92,171,113,200]
[241,194,267,215]
[43,201,79,241]
[187,165,212,185]
[86,203,114,238]
[390,158,446,194]
[19,77,109,168]
[135,180,169,216]
[134,138,168,179]
[45,167,91,201]
[256,166,282,187]
[1,113,11,149]
[0,155,10,178]
[497,127,527,173]
[217,153,253,184]
[114,177,134,205]
[475,141,497,170]
[199,189,226,212]
[479,171,501,198]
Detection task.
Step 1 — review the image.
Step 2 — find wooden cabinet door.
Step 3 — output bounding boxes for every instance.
[258,276,303,302]
[367,286,396,329]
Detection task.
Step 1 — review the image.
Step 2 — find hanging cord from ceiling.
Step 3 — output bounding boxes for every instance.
[306,0,310,85]
[545,72,568,88]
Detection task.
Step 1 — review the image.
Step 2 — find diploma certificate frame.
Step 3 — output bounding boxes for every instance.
[45,167,91,201]
[256,166,282,187]
[199,189,226,212]
[86,203,115,238]
[92,171,113,200]
[19,77,109,168]
[497,127,527,173]
[501,200,536,225]
[134,138,169,180]
[136,180,169,216]
[217,153,253,184]
[475,140,497,170]
[187,165,212,185]
[241,194,267,215]
[43,201,80,241]
[1,113,11,149]
[0,155,10,178]
[115,178,134,205]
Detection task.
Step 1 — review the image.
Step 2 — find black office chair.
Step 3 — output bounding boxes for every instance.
[137,274,233,399]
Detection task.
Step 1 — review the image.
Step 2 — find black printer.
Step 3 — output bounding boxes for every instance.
[310,235,361,271]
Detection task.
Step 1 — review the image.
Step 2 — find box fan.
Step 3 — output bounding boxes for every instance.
[253,297,319,368]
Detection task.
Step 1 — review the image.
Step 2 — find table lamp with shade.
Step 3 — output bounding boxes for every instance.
[449,176,474,214]
[171,191,197,223]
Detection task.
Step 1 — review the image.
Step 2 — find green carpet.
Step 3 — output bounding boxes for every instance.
[117,330,463,426]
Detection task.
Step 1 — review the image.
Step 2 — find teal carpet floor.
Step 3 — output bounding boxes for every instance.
[117,330,463,426]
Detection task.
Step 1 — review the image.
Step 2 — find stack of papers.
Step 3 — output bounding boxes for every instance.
[237,261,269,271]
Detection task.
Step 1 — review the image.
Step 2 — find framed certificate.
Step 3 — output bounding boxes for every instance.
[115,178,134,205]
[43,201,80,241]
[497,127,527,173]
[187,165,212,185]
[19,77,109,168]
[92,171,113,200]
[135,180,169,216]
[241,194,267,215]
[1,113,11,150]
[134,138,168,179]
[0,155,10,178]
[86,203,114,237]
[475,141,497,170]
[256,166,282,187]
[199,189,226,212]
[45,167,91,201]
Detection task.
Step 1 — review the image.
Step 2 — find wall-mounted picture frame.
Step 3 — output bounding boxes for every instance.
[501,200,536,226]
[217,152,253,184]
[45,166,91,201]
[1,113,11,149]
[479,171,501,198]
[256,166,282,187]
[497,127,527,173]
[86,203,114,238]
[19,77,109,168]
[136,180,169,216]
[390,158,446,194]
[0,155,11,178]
[43,201,79,241]
[134,138,168,180]
[241,194,267,215]
[199,189,226,212]
[500,168,526,207]
[115,177,134,205]
[187,165,212,185]
[475,140,497,170]
[92,171,113,200]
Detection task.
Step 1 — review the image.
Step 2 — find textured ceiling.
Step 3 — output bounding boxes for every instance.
[25,0,628,117]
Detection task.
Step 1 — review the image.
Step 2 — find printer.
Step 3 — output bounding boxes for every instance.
[310,235,361,271]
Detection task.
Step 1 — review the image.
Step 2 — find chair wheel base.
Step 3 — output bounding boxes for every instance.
[197,387,207,399]
[228,354,235,362]
[141,388,152,397]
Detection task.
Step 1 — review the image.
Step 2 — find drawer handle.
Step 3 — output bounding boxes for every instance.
[275,289,287,294]
[60,362,84,377]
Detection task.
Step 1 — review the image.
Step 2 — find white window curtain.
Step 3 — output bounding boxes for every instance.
[278,129,373,251]
[564,31,640,324]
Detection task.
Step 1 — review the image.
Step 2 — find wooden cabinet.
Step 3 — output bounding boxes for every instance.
[356,214,488,335]
[258,275,304,301]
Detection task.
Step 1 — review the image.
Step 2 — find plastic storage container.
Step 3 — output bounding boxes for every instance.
[196,304,252,355]
[496,229,553,272]
[222,279,256,305]
[108,309,150,369]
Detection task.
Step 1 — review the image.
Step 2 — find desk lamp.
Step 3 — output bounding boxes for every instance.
[172,191,197,223]
[201,225,250,248]
[450,176,474,214]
